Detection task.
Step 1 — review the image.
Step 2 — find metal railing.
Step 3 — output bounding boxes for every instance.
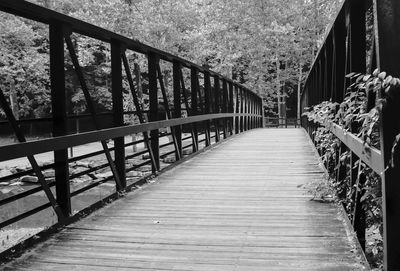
[0,0,263,259]
[301,0,400,270]
[264,117,300,128]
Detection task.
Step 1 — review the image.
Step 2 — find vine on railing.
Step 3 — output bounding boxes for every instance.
[303,70,400,269]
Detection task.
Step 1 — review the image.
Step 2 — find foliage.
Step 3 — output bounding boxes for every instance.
[0,15,50,119]
[0,0,343,120]
[303,70,400,270]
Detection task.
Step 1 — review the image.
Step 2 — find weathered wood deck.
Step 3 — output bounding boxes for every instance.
[2,129,368,270]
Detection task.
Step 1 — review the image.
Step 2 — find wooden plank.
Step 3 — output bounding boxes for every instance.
[3,129,369,270]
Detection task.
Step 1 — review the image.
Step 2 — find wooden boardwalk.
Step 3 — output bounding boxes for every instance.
[2,129,368,270]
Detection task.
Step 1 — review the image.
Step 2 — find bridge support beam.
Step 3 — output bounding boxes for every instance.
[374,1,400,270]
[203,71,212,146]
[173,61,183,160]
[213,76,221,142]
[148,53,160,172]
[50,22,71,219]
[111,41,126,190]
[190,68,199,153]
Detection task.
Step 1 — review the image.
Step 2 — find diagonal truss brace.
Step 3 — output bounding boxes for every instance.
[178,67,198,152]
[121,51,157,171]
[0,89,65,220]
[64,34,123,190]
[156,64,182,161]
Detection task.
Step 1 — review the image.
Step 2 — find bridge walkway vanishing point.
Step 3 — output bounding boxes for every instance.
[2,129,368,271]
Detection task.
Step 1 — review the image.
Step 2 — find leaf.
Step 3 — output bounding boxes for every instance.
[346,72,356,78]
[363,74,371,82]
[378,71,387,80]
[356,74,364,83]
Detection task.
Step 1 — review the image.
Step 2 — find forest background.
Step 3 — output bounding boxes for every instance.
[0,0,342,123]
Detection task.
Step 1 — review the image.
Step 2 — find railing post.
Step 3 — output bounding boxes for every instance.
[353,172,366,251]
[251,94,255,129]
[148,53,160,172]
[247,91,251,130]
[257,97,260,128]
[253,95,256,128]
[190,67,199,152]
[50,22,70,219]
[325,36,333,100]
[235,85,240,134]
[222,79,228,138]
[228,82,234,135]
[242,89,246,131]
[204,71,212,146]
[247,91,250,130]
[111,41,126,190]
[249,93,252,129]
[173,61,183,159]
[261,97,265,128]
[374,0,400,269]
[213,76,221,142]
[333,8,346,103]
[240,87,244,132]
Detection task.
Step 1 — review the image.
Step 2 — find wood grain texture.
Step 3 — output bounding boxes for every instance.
[1,129,368,270]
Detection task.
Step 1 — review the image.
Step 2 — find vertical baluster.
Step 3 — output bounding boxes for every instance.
[228,82,234,135]
[173,61,183,159]
[374,0,400,269]
[240,87,244,132]
[349,0,367,246]
[222,79,228,138]
[148,53,160,172]
[191,67,199,152]
[111,41,126,190]
[213,76,220,142]
[245,90,249,131]
[204,71,212,146]
[50,22,70,218]
[331,29,337,103]
[252,94,255,129]
[334,8,347,103]
[249,93,253,129]
[260,96,264,128]
[235,85,240,134]
[243,89,246,131]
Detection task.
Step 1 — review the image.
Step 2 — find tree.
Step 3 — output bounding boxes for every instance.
[5,0,342,120]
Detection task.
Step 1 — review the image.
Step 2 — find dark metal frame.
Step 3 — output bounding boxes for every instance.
[301,0,400,269]
[0,0,263,256]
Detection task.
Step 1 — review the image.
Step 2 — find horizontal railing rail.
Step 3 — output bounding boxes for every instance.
[301,0,400,270]
[0,113,257,162]
[0,0,264,260]
[264,117,300,128]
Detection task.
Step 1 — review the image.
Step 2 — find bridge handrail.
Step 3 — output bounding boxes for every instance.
[0,0,263,259]
[300,0,400,270]
[0,113,259,162]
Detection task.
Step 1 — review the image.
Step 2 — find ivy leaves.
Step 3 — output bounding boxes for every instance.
[302,70,400,270]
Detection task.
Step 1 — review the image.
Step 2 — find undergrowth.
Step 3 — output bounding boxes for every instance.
[303,69,400,270]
